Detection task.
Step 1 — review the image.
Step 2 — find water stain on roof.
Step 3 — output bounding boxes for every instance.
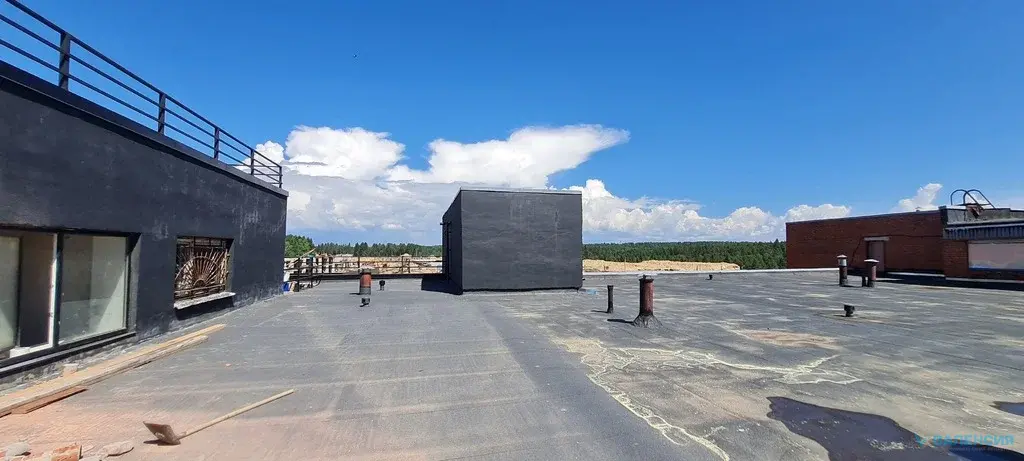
[767,396,1024,461]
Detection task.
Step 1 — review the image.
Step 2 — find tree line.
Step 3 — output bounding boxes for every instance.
[285,235,787,269]
[313,242,442,257]
[285,235,441,258]
[582,241,786,270]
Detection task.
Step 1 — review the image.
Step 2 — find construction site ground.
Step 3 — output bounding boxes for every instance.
[1,273,1022,460]
[582,259,740,272]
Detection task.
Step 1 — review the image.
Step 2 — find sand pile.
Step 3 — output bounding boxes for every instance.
[583,259,740,272]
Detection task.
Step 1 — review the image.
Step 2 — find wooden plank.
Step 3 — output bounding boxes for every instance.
[149,324,225,348]
[10,386,87,414]
[0,323,225,417]
[0,335,208,417]
[113,336,208,372]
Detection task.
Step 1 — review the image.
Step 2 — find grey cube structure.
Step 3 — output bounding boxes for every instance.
[441,188,583,293]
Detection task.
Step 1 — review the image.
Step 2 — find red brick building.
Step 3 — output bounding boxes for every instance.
[787,206,1024,281]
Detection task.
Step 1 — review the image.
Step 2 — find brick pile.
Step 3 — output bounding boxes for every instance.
[1,440,133,461]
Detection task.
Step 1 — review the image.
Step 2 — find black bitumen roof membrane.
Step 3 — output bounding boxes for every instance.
[1,271,1020,460]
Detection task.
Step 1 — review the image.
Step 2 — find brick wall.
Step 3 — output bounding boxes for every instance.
[786,211,944,272]
[941,240,970,278]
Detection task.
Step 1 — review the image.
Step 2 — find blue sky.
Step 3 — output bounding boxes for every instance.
[3,0,1024,243]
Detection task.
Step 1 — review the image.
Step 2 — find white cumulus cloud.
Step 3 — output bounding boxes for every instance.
[266,123,863,243]
[892,183,943,212]
[281,126,406,179]
[254,141,284,164]
[784,204,852,222]
[261,124,627,187]
[284,171,460,242]
[283,174,851,242]
[388,125,629,187]
[569,179,850,240]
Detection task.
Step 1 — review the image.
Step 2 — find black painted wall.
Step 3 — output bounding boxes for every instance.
[443,188,583,291]
[0,61,287,340]
[442,194,463,288]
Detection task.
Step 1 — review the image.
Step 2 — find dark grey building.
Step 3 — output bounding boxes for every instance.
[441,188,583,292]
[1,2,286,378]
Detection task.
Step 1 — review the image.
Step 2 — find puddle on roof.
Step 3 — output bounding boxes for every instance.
[993,402,1024,417]
[767,396,1024,461]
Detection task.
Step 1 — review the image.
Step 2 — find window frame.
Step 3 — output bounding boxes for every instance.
[173,236,232,302]
[0,226,133,369]
[55,232,132,346]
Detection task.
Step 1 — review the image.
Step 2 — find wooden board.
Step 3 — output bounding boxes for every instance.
[0,323,225,417]
[10,386,87,414]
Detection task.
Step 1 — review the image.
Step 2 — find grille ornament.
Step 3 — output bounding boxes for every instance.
[175,237,229,300]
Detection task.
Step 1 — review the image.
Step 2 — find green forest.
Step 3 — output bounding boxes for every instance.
[285,235,441,258]
[285,235,787,269]
[582,241,786,270]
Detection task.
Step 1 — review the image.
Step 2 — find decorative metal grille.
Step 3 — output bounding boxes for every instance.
[174,237,230,300]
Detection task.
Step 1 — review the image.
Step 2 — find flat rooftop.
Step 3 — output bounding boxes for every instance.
[1,272,1022,460]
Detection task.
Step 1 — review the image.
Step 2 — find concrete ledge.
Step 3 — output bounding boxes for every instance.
[946,277,1024,285]
[888,272,944,278]
[583,268,838,277]
[173,292,235,310]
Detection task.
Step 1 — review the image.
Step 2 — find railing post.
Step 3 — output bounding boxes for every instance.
[58,32,71,89]
[157,93,167,134]
[277,164,283,187]
[249,149,256,175]
[213,127,221,159]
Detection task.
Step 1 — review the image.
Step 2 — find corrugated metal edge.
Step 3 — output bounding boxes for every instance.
[944,224,1024,240]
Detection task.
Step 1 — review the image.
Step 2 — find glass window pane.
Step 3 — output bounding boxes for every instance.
[59,235,127,344]
[0,236,18,352]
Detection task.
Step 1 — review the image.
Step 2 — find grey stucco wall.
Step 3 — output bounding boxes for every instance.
[0,61,287,341]
[453,189,582,291]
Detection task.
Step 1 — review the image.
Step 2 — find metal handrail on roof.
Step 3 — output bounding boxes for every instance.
[949,189,994,209]
[0,0,282,187]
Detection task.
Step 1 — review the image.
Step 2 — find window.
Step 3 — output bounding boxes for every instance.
[968,241,1024,271]
[174,237,230,300]
[58,235,128,344]
[0,230,59,360]
[0,236,18,354]
[1,229,130,364]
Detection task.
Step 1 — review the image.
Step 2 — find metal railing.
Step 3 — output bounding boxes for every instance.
[0,0,282,187]
[285,255,443,278]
